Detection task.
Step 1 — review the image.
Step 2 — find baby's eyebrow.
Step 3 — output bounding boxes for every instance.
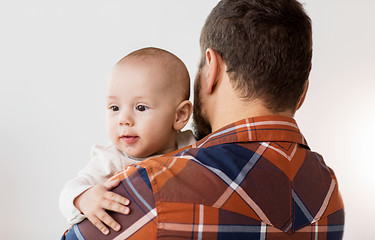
[106,95,118,100]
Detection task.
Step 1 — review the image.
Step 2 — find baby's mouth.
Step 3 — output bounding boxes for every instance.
[120,135,139,144]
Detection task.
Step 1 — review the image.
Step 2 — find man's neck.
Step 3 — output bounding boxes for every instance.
[204,69,295,133]
[209,94,294,133]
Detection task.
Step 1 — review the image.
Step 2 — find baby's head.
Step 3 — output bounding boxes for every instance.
[106,47,192,158]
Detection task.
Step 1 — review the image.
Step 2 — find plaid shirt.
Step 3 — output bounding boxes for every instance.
[62,115,344,240]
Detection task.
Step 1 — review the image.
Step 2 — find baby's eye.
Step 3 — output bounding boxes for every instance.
[109,105,120,111]
[136,105,149,112]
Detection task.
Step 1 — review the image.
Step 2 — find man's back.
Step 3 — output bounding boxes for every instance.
[150,116,344,239]
[63,116,344,239]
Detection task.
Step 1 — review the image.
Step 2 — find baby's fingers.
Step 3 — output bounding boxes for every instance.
[97,210,122,233]
[106,191,130,206]
[87,215,111,235]
[102,197,130,215]
[103,179,121,190]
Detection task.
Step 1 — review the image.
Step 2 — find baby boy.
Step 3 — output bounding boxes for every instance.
[59,47,195,235]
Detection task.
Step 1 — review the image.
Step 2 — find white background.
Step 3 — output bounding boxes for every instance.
[0,0,374,239]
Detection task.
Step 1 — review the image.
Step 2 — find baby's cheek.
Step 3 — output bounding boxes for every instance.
[145,131,165,148]
[107,127,115,140]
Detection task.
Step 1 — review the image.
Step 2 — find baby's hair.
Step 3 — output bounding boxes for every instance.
[118,47,190,102]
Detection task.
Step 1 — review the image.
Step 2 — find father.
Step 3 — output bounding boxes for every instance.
[63,0,344,239]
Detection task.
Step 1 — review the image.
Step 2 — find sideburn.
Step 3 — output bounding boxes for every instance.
[192,71,212,141]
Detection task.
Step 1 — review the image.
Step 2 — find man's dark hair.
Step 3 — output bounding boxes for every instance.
[200,0,312,113]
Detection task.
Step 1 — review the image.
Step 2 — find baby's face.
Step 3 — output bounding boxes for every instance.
[106,60,179,158]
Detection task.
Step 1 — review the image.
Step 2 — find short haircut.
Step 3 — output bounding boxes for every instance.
[119,47,190,101]
[200,0,312,112]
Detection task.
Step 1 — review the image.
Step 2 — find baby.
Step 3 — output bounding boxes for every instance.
[59,47,195,235]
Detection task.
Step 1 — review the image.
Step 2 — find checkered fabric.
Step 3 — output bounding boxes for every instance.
[62,115,344,239]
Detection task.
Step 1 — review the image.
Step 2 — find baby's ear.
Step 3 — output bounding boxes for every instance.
[173,100,193,131]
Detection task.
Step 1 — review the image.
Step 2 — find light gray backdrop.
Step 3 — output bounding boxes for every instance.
[0,0,374,239]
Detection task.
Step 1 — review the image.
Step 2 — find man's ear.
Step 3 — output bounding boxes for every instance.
[173,100,193,131]
[204,48,221,94]
[297,80,309,110]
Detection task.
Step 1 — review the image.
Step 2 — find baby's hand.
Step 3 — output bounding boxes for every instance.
[74,179,130,235]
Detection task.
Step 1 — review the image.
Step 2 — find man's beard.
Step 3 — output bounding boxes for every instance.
[192,70,212,141]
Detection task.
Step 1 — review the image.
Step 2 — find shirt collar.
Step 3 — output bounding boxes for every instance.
[194,115,309,149]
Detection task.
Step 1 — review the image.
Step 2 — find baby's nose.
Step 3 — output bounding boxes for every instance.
[119,112,134,126]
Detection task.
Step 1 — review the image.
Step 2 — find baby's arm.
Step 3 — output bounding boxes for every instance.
[59,144,130,234]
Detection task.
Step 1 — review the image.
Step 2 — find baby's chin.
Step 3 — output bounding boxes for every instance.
[118,146,155,159]
[121,149,146,159]
[114,141,168,159]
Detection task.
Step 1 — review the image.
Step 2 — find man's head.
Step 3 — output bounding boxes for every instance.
[193,0,312,140]
[106,47,192,157]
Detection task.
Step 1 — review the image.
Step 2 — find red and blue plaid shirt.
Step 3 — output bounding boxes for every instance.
[62,115,344,239]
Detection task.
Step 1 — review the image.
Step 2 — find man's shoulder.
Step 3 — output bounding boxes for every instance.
[133,143,258,203]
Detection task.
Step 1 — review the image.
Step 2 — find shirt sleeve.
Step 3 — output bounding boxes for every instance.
[58,144,125,226]
[61,164,158,240]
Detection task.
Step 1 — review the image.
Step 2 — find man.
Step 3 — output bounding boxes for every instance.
[62,0,344,239]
